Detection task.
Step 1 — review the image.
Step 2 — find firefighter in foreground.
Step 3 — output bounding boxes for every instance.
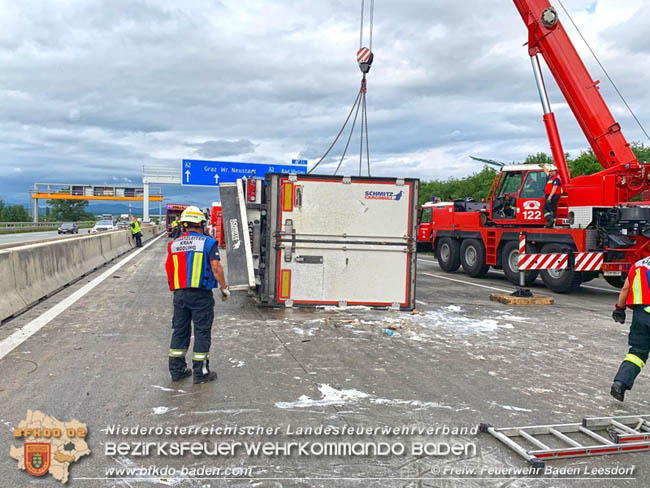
[543,164,563,228]
[165,206,229,384]
[611,256,650,401]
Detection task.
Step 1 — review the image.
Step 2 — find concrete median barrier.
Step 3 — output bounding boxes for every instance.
[0,225,161,322]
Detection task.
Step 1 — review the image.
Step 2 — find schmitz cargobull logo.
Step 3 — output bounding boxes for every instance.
[364,190,404,201]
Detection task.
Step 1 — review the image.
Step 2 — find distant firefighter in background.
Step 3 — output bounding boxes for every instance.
[130,217,142,248]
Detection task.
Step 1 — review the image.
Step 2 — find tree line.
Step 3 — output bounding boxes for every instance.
[419,143,650,205]
[0,198,95,222]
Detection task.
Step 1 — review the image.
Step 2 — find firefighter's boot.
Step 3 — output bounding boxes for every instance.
[610,381,627,402]
[169,357,192,381]
[193,360,217,384]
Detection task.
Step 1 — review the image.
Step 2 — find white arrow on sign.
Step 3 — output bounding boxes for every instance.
[214,173,219,183]
[185,169,191,183]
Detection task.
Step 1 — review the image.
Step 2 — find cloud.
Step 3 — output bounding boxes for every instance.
[184,139,256,158]
[0,0,648,207]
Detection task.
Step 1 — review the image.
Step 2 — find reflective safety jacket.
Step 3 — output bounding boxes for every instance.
[171,221,178,228]
[165,232,218,291]
[627,257,650,307]
[131,220,141,235]
[544,175,563,196]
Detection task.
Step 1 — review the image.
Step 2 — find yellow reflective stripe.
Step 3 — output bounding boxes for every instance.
[191,252,203,287]
[172,255,180,289]
[624,354,646,370]
[193,352,209,360]
[169,349,186,357]
[196,252,203,286]
[633,268,642,304]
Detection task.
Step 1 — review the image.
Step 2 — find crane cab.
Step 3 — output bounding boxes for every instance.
[488,165,566,226]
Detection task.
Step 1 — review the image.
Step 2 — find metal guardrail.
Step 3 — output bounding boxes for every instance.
[0,221,95,230]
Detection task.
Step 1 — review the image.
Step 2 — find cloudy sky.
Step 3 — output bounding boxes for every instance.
[1,0,649,208]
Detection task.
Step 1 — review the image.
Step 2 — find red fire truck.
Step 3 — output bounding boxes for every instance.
[165,204,188,237]
[206,201,225,247]
[418,0,650,293]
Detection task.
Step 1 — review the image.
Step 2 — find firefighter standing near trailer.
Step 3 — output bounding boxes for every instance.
[610,256,650,401]
[165,206,230,384]
[542,164,563,227]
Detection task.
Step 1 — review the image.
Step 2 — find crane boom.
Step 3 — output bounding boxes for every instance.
[513,0,638,173]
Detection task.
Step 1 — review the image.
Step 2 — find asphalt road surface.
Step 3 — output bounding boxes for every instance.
[0,238,645,487]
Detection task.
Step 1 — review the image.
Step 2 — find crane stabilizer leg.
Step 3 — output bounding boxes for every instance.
[481,415,650,467]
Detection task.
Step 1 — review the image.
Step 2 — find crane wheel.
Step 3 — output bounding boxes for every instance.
[501,240,539,286]
[460,239,490,278]
[436,237,461,272]
[539,243,582,293]
[604,274,625,289]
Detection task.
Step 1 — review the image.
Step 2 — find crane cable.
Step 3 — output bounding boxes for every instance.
[309,0,374,176]
[557,0,650,143]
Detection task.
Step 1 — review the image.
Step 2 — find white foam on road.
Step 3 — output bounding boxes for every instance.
[151,406,178,415]
[0,232,165,361]
[502,405,533,412]
[415,309,516,333]
[276,384,458,411]
[276,384,369,409]
[151,385,186,393]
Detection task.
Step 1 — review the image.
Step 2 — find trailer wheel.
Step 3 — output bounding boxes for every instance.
[460,239,490,278]
[604,274,626,289]
[539,243,582,293]
[502,241,539,286]
[436,237,461,272]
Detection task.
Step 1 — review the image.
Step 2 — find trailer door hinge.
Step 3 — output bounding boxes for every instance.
[342,177,352,184]
[338,300,348,307]
[396,178,405,186]
[390,302,401,310]
[288,174,298,182]
[285,300,294,308]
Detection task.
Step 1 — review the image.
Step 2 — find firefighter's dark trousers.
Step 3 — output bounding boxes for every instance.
[543,194,560,225]
[169,289,214,377]
[614,307,650,389]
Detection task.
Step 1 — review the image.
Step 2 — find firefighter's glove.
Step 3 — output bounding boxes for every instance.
[612,305,626,324]
[221,287,230,302]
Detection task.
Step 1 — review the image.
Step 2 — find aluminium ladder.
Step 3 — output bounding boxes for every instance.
[480,414,650,467]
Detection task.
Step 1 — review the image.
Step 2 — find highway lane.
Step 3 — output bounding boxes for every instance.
[0,230,86,245]
[0,239,645,486]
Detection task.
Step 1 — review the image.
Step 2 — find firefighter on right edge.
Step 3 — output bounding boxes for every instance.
[165,206,230,384]
[543,164,563,228]
[611,256,650,401]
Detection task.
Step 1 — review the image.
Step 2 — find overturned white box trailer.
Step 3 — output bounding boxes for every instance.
[220,173,419,310]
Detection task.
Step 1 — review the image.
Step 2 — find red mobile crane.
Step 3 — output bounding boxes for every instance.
[419,0,650,293]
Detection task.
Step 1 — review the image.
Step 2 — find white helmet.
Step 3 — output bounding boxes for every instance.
[180,206,207,225]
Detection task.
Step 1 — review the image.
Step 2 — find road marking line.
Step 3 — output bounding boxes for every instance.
[419,257,619,294]
[0,232,165,361]
[421,272,511,293]
[417,257,438,263]
[582,285,619,294]
[415,300,428,306]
